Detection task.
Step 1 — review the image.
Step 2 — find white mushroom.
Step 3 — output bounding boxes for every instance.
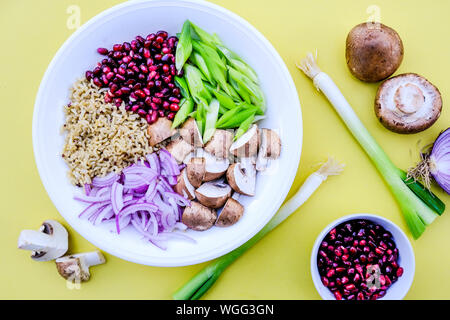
[179,118,203,147]
[55,251,106,282]
[147,117,177,146]
[229,124,259,158]
[182,201,217,231]
[203,151,230,182]
[204,129,234,159]
[17,220,68,261]
[215,197,245,227]
[256,129,282,171]
[165,136,194,163]
[173,168,196,200]
[226,161,256,196]
[195,179,232,208]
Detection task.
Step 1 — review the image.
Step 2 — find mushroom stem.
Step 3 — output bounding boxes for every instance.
[55,251,106,282]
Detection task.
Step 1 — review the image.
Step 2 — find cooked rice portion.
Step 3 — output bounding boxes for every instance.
[62,78,153,186]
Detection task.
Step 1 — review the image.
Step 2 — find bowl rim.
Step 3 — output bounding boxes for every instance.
[310,213,415,300]
[32,0,303,266]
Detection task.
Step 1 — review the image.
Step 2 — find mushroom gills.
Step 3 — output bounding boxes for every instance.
[226,161,256,196]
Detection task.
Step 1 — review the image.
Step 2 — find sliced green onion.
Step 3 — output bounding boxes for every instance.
[217,107,259,129]
[297,53,443,239]
[204,83,237,110]
[216,44,259,84]
[234,113,255,141]
[229,77,251,104]
[184,64,211,106]
[175,20,193,72]
[228,66,265,107]
[189,52,214,84]
[216,106,242,128]
[189,21,223,47]
[203,99,220,143]
[173,158,344,300]
[172,99,194,129]
[174,76,191,99]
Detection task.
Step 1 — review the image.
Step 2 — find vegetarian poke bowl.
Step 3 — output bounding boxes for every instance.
[32,0,302,266]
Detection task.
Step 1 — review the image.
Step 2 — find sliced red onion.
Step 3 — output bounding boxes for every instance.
[75,151,192,249]
[430,128,450,194]
[92,172,119,188]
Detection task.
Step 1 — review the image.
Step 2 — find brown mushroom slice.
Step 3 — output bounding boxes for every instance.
[375,73,442,134]
[182,201,217,231]
[179,118,203,148]
[216,198,245,227]
[203,151,230,182]
[204,129,234,159]
[346,22,403,82]
[147,117,177,146]
[256,129,281,171]
[226,161,256,196]
[165,136,194,163]
[186,157,206,188]
[229,124,259,158]
[195,180,232,208]
[173,169,196,200]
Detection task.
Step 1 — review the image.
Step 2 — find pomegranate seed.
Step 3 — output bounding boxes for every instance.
[97,47,109,55]
[334,291,342,300]
[321,277,329,287]
[169,103,179,112]
[396,267,404,277]
[167,112,175,120]
[85,71,93,81]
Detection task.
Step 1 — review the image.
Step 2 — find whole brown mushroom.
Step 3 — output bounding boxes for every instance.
[346,22,403,82]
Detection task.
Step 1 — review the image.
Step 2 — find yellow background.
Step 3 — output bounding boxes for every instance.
[1,0,449,299]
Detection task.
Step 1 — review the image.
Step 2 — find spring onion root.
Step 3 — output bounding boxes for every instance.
[297,52,444,239]
[173,157,344,300]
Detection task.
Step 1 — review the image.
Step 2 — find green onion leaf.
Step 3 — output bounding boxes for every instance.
[172,99,194,129]
[189,21,223,47]
[203,99,220,143]
[184,64,212,106]
[189,52,214,84]
[174,76,191,99]
[204,83,238,110]
[234,113,255,141]
[217,106,259,129]
[175,21,193,72]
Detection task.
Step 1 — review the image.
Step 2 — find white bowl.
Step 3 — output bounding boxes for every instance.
[310,213,415,300]
[32,0,302,266]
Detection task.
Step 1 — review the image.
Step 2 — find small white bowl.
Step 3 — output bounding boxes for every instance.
[310,213,415,300]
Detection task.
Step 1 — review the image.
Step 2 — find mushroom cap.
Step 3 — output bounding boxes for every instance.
[165,136,194,163]
[147,117,177,146]
[346,22,403,82]
[202,151,230,182]
[179,118,203,148]
[182,201,217,231]
[195,180,232,208]
[186,157,206,188]
[229,124,259,158]
[173,168,196,200]
[216,198,245,227]
[204,129,234,159]
[375,73,442,134]
[226,162,256,196]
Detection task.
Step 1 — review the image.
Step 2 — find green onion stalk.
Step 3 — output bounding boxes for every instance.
[173,158,344,300]
[297,53,445,239]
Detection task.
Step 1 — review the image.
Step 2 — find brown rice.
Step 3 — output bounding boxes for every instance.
[62,78,153,186]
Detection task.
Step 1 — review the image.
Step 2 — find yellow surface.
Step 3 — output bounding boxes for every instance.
[1,0,449,299]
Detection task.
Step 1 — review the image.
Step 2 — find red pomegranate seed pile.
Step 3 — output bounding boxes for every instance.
[317,219,404,300]
[85,31,182,124]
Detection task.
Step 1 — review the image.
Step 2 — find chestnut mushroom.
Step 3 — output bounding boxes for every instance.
[375,73,442,134]
[229,124,259,158]
[182,201,217,231]
[215,197,245,227]
[346,22,403,82]
[147,117,176,146]
[195,179,232,209]
[204,129,234,159]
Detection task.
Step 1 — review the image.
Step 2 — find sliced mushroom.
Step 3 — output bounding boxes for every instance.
[183,148,205,164]
[165,136,194,163]
[179,118,203,147]
[226,161,256,196]
[229,124,259,158]
[182,201,217,231]
[55,251,106,282]
[186,157,206,188]
[195,180,232,208]
[256,129,282,171]
[375,73,442,133]
[173,168,196,200]
[203,151,230,181]
[17,220,68,261]
[216,198,245,227]
[147,117,177,146]
[204,129,234,159]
